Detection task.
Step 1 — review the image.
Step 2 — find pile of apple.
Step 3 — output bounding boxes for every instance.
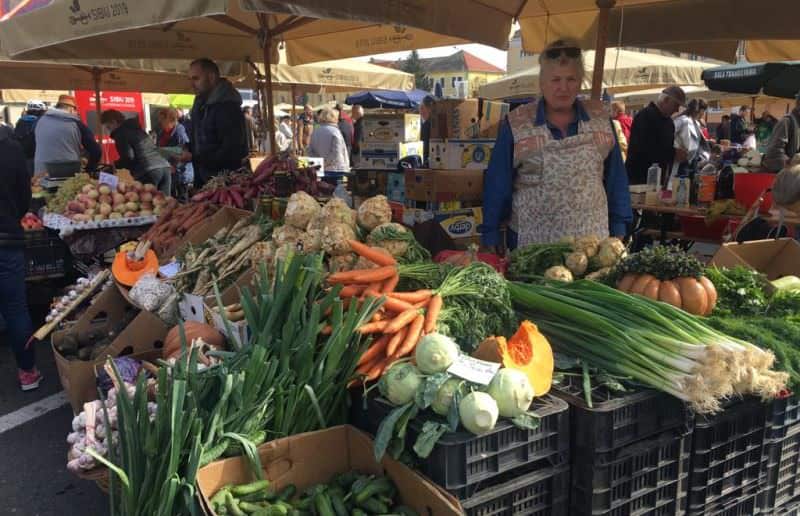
[65,181,172,223]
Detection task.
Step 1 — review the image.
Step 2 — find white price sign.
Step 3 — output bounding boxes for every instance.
[98,172,119,190]
[447,354,501,386]
[179,293,205,323]
[158,261,181,279]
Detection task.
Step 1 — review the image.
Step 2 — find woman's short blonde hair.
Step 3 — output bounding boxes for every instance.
[539,39,585,82]
[318,107,339,124]
[158,107,179,123]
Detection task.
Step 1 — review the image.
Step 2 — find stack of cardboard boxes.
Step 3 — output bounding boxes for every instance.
[403,99,508,248]
[354,113,422,209]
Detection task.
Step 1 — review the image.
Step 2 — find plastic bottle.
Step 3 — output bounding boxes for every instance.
[334,178,352,208]
[675,176,689,207]
[696,164,718,206]
[646,163,662,204]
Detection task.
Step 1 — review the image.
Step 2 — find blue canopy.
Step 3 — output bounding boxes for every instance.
[345,89,429,109]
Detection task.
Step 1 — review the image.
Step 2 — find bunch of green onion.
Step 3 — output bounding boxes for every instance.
[510,280,788,413]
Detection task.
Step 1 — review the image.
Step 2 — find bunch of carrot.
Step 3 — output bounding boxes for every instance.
[327,240,443,384]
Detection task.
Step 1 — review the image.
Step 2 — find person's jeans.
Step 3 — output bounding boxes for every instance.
[141,168,173,196]
[0,247,34,370]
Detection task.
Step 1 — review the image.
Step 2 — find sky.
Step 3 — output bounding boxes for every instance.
[357,43,508,71]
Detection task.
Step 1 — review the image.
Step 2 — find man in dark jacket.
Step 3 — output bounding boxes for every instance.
[101,110,173,195]
[420,95,434,167]
[730,106,750,145]
[0,126,39,390]
[188,58,248,188]
[14,100,46,171]
[626,86,688,185]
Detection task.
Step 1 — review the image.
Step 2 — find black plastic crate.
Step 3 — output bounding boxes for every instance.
[350,392,569,499]
[570,428,691,516]
[461,462,570,516]
[767,394,800,441]
[24,229,67,279]
[759,423,800,513]
[687,397,767,513]
[552,374,692,454]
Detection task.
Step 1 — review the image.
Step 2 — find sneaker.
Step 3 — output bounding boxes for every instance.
[18,368,42,391]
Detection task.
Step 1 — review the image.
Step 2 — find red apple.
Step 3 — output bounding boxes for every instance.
[112,193,126,206]
[117,182,128,194]
[139,191,153,203]
[99,194,112,205]
[124,191,139,203]
[143,183,157,193]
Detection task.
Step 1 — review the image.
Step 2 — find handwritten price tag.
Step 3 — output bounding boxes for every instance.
[98,172,119,190]
[447,354,501,386]
[158,261,181,279]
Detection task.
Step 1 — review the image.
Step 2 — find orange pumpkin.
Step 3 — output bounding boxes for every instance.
[617,273,717,316]
[472,321,554,396]
[163,321,225,360]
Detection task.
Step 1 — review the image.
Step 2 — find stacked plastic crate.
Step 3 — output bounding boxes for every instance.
[758,395,800,515]
[351,393,570,515]
[552,375,693,515]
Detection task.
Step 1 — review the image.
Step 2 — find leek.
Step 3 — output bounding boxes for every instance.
[510,280,788,413]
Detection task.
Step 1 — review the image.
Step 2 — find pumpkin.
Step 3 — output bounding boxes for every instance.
[163,321,225,360]
[472,320,554,396]
[617,273,717,316]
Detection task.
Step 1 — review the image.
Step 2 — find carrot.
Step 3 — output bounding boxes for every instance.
[366,281,383,294]
[388,290,433,304]
[358,320,389,334]
[424,294,443,334]
[338,284,366,298]
[328,265,397,284]
[386,325,409,357]
[412,300,428,309]
[367,295,413,314]
[356,355,381,375]
[357,334,390,367]
[320,325,333,336]
[348,240,397,266]
[383,307,421,335]
[393,314,425,359]
[382,274,400,294]
[365,359,389,382]
[371,311,385,322]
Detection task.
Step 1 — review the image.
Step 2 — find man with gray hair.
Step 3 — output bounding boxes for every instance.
[626,86,688,185]
[480,40,632,249]
[764,92,800,172]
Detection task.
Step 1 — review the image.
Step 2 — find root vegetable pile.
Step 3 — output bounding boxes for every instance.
[140,202,218,258]
[62,179,172,222]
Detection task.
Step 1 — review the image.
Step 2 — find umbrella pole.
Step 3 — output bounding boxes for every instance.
[591,0,616,101]
[259,28,277,155]
[91,68,107,164]
[291,84,297,152]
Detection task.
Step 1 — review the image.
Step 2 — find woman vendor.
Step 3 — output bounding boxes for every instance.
[480,41,632,250]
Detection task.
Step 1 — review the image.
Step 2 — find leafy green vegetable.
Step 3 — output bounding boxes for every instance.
[368,223,430,263]
[704,266,771,316]
[611,245,704,282]
[414,373,451,410]
[412,421,449,458]
[508,243,572,281]
[374,403,415,462]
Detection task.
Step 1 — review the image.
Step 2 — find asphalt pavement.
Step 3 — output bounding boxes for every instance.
[0,285,108,515]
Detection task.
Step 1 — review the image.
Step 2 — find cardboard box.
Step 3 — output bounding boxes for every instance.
[404,206,483,240]
[362,113,421,144]
[429,139,494,170]
[430,99,481,139]
[710,238,800,280]
[404,169,484,203]
[52,286,168,412]
[352,169,390,197]
[180,206,254,253]
[480,100,509,138]
[359,141,424,170]
[197,426,462,516]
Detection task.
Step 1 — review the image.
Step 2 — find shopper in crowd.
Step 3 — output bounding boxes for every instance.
[33,94,101,175]
[14,100,46,168]
[670,98,710,181]
[0,127,39,390]
[157,108,190,148]
[480,40,632,250]
[420,95,434,167]
[626,86,688,185]
[351,104,364,160]
[716,114,732,142]
[309,107,350,176]
[764,93,800,171]
[187,58,248,188]
[242,106,257,152]
[611,100,632,142]
[297,104,315,151]
[335,103,354,159]
[730,105,751,145]
[756,111,778,147]
[101,110,172,195]
[278,115,294,148]
[157,107,193,195]
[743,126,758,151]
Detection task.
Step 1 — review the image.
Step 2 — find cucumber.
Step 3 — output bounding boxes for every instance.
[395,506,419,516]
[276,484,297,502]
[232,480,271,497]
[358,498,389,514]
[313,491,336,516]
[354,477,394,505]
